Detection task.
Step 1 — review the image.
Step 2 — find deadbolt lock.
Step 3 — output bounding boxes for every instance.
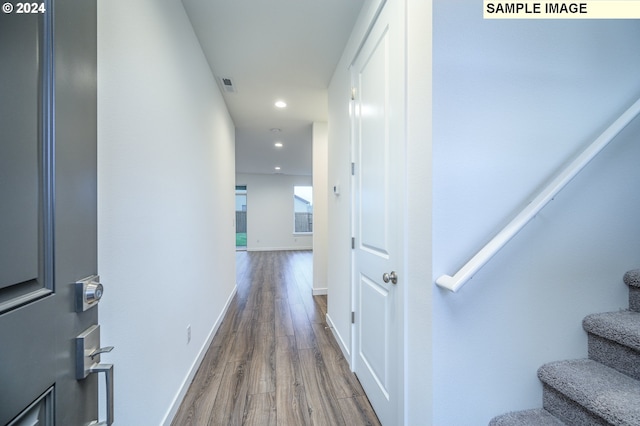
[75,275,104,312]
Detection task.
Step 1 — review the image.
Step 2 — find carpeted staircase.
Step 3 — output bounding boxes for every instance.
[490,269,640,425]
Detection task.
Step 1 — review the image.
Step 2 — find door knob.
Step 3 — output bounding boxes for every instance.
[382,271,398,284]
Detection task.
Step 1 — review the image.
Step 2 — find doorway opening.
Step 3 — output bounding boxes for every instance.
[235,186,247,251]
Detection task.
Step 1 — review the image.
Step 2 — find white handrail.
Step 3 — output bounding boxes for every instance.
[436,97,640,293]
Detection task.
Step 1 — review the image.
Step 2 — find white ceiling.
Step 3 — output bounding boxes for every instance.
[182,0,366,176]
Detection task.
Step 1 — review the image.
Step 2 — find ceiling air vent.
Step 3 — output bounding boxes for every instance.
[217,76,237,93]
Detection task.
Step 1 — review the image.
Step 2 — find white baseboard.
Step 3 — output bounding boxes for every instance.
[325,312,351,367]
[161,285,238,426]
[247,246,313,252]
[312,287,328,295]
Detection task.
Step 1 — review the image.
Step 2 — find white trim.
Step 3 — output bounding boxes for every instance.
[312,287,328,296]
[161,285,238,426]
[326,312,352,365]
[247,246,312,252]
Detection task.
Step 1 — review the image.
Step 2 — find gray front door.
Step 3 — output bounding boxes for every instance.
[0,0,99,424]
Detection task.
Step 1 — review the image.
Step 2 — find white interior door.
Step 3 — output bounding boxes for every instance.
[351,2,404,425]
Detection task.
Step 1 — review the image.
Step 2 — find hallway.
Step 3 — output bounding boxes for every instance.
[171,251,380,425]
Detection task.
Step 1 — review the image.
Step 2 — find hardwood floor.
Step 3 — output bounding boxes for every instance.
[171,250,381,426]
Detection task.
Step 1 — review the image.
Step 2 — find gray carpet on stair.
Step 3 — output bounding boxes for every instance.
[538,359,640,425]
[489,408,565,425]
[588,333,640,381]
[629,287,640,313]
[583,311,640,351]
[625,270,640,312]
[542,384,609,425]
[490,269,640,424]
[623,269,640,288]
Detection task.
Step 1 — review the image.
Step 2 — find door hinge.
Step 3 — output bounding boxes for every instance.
[351,311,355,324]
[351,162,355,176]
[351,237,355,249]
[351,87,356,100]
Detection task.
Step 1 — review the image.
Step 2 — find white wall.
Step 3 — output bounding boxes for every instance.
[313,122,329,294]
[236,173,313,252]
[432,3,640,424]
[97,1,237,424]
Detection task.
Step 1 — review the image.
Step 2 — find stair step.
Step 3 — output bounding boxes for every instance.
[624,269,640,312]
[624,269,640,287]
[489,408,565,425]
[538,359,640,425]
[583,311,640,380]
[583,311,640,351]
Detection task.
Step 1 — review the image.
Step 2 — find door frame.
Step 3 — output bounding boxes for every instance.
[349,0,407,424]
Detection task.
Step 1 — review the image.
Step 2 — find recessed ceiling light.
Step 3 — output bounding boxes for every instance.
[274,142,283,148]
[270,128,281,133]
[275,100,287,108]
[275,166,281,171]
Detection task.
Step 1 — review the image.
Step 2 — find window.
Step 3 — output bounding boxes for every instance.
[293,186,313,233]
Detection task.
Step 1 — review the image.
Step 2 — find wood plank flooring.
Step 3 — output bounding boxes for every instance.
[171,250,381,426]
